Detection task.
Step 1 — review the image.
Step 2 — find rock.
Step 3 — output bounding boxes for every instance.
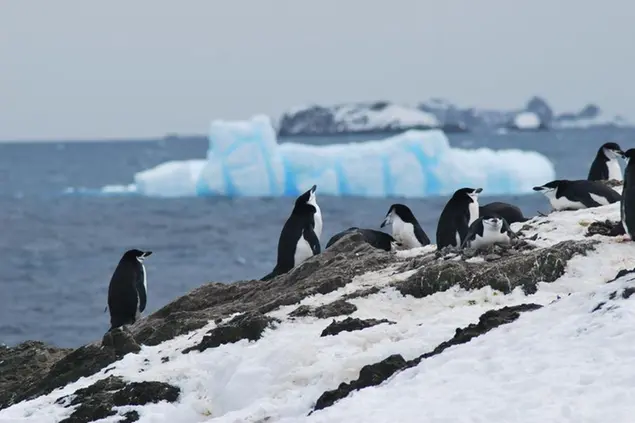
[2,233,597,412]
[55,376,180,423]
[289,300,358,319]
[182,312,280,354]
[395,240,597,298]
[320,317,394,337]
[312,354,406,412]
[101,327,141,355]
[586,220,625,237]
[135,232,393,347]
[0,341,72,410]
[312,303,541,411]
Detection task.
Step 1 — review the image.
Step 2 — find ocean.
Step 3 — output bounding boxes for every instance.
[2,126,633,347]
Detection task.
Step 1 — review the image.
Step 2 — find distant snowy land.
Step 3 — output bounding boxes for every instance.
[3,192,635,422]
[278,96,631,136]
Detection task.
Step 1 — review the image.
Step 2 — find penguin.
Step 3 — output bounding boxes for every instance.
[261,185,321,281]
[479,201,529,224]
[380,204,431,249]
[532,179,621,211]
[325,227,400,252]
[588,142,624,182]
[107,249,152,330]
[621,149,635,238]
[436,187,482,249]
[461,215,515,249]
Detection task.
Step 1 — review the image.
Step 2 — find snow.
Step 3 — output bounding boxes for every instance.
[331,103,440,130]
[4,201,635,422]
[513,111,542,129]
[98,115,555,198]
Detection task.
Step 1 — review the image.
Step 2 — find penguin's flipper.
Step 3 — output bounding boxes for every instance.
[303,224,321,255]
[580,194,603,208]
[501,218,518,239]
[460,229,475,249]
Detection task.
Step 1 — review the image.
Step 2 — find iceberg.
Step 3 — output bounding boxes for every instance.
[110,115,556,198]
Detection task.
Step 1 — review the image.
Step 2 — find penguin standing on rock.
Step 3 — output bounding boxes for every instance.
[588,142,624,182]
[461,215,515,249]
[107,249,152,330]
[261,185,322,281]
[533,179,621,211]
[436,187,482,249]
[620,149,635,239]
[380,204,431,249]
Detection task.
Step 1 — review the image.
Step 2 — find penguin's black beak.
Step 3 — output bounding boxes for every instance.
[380,215,390,228]
[617,150,626,158]
[143,251,153,257]
[310,185,317,193]
[474,188,483,194]
[532,186,544,191]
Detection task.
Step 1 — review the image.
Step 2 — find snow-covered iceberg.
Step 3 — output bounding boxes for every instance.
[120,115,555,198]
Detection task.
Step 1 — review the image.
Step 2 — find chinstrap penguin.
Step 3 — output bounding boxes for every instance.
[436,187,482,249]
[533,179,621,211]
[588,142,624,182]
[107,249,152,330]
[326,227,401,252]
[261,185,322,281]
[380,204,431,249]
[461,215,515,250]
[479,201,529,224]
[621,149,635,238]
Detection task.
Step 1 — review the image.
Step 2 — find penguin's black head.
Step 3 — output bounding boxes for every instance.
[453,187,482,202]
[381,203,417,228]
[532,180,563,193]
[601,142,624,158]
[294,184,318,213]
[623,149,635,162]
[123,249,153,261]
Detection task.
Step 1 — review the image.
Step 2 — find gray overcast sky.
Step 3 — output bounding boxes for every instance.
[1,0,633,140]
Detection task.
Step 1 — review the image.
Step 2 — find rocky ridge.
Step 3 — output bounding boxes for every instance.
[1,201,634,422]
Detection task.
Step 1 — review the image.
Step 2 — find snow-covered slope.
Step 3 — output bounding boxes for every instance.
[3,201,635,423]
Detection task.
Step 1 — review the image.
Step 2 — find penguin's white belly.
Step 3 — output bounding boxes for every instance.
[607,159,623,181]
[468,200,479,225]
[549,196,586,211]
[454,231,461,247]
[313,206,323,240]
[471,229,510,249]
[392,219,421,249]
[294,238,314,266]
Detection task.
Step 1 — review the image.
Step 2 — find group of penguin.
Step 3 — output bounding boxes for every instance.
[104,141,635,333]
[260,141,635,281]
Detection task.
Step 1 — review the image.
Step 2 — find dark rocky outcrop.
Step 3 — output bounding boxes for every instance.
[0,341,72,410]
[182,312,279,354]
[320,317,394,337]
[312,303,542,411]
[54,376,180,423]
[289,300,358,319]
[395,240,597,298]
[586,220,625,237]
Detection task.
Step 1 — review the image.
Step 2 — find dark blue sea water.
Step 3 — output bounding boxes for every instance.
[2,127,634,347]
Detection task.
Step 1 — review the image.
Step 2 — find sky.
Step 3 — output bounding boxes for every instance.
[1,0,634,141]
